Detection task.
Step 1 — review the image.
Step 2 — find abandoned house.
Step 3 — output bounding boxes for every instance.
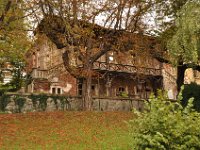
[26,33,178,100]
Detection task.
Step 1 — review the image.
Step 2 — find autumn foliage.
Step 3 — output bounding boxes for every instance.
[0,111,133,149]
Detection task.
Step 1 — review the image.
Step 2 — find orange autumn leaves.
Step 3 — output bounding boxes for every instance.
[0,111,133,149]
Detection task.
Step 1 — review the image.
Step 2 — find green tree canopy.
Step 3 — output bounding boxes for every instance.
[0,0,31,92]
[0,0,31,62]
[167,1,200,64]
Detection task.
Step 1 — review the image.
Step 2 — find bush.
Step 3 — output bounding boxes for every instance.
[128,91,200,150]
[182,82,200,112]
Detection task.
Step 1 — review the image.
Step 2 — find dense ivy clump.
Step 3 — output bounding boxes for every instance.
[0,94,10,111]
[14,96,26,113]
[0,94,71,112]
[129,91,200,150]
[29,94,49,111]
[29,94,69,110]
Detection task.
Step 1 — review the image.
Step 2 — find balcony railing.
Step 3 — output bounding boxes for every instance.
[31,60,162,79]
[92,61,162,76]
[31,68,48,79]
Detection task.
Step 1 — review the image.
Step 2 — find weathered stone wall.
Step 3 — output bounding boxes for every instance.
[0,94,82,114]
[0,94,144,113]
[92,97,144,111]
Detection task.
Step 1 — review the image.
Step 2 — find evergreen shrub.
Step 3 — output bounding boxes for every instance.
[181,82,200,112]
[128,91,200,149]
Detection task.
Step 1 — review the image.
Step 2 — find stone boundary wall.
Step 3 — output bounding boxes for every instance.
[0,93,145,113]
[92,97,144,111]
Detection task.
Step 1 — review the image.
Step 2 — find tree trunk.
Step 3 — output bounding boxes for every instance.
[176,63,187,93]
[83,63,92,110]
[82,37,93,111]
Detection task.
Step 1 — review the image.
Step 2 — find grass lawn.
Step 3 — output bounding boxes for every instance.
[0,111,133,150]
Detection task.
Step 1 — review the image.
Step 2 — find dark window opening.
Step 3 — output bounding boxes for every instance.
[137,88,142,93]
[52,88,56,94]
[116,87,125,96]
[91,85,95,90]
[119,87,125,92]
[78,84,82,96]
[57,88,61,94]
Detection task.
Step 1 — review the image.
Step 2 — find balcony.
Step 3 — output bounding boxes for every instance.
[31,68,48,79]
[92,61,162,76]
[31,61,162,79]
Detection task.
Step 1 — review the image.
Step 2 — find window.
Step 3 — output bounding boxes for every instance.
[78,84,82,96]
[57,88,61,94]
[91,85,97,96]
[119,87,125,92]
[51,87,62,94]
[116,87,125,96]
[91,85,95,90]
[108,52,114,62]
[32,52,36,67]
[109,56,114,61]
[52,88,56,94]
[131,53,137,65]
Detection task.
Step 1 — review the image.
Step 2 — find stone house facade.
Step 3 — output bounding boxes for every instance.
[26,33,178,99]
[26,34,77,96]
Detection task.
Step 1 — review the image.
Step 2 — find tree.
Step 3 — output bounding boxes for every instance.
[165,1,200,92]
[0,61,26,94]
[142,0,200,92]
[0,0,31,61]
[0,0,31,92]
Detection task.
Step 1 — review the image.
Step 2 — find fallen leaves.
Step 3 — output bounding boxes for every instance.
[0,111,133,149]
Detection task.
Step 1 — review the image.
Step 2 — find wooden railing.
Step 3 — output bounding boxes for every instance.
[31,63,66,80]
[92,61,162,76]
[31,68,48,79]
[31,60,162,80]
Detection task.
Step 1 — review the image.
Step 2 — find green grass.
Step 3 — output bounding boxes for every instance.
[0,111,133,150]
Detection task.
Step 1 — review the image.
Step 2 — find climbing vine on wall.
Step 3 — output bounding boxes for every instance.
[0,93,71,112]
